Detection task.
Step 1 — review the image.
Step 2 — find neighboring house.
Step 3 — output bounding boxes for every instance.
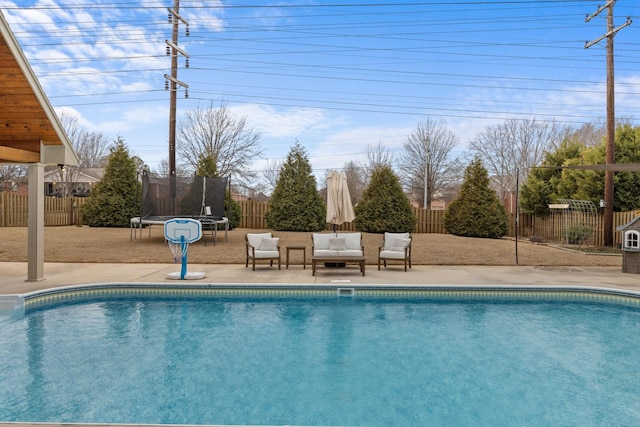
[1,177,28,195]
[429,199,448,210]
[501,190,518,214]
[44,167,103,197]
[408,190,450,210]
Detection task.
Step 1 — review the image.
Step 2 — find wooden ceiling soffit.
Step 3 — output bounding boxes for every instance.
[0,10,79,166]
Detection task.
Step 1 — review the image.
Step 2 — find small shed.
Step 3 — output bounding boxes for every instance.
[616,216,640,274]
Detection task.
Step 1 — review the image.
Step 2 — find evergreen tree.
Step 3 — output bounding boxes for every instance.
[520,124,640,213]
[80,138,139,227]
[265,143,325,231]
[444,157,508,238]
[196,153,218,177]
[573,125,640,211]
[354,164,416,233]
[520,138,584,214]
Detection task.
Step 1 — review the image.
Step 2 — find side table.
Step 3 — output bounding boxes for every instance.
[286,245,306,269]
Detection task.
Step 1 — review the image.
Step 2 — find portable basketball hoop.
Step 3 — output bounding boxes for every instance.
[164,218,206,280]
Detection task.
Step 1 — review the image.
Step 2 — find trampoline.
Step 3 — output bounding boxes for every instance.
[130,172,229,246]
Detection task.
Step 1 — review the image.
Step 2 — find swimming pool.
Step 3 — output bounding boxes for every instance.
[2,284,640,426]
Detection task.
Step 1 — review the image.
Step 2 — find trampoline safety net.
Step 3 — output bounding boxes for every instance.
[140,171,229,220]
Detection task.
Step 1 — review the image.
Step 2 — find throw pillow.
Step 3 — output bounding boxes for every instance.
[329,237,347,250]
[390,238,411,252]
[259,237,279,251]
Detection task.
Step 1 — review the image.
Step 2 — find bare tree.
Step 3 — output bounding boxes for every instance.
[153,158,170,177]
[0,165,27,191]
[262,158,284,194]
[177,100,263,185]
[399,117,460,208]
[469,118,566,201]
[75,132,110,168]
[52,113,111,196]
[59,112,83,146]
[59,113,110,167]
[364,142,393,176]
[568,121,606,148]
[131,155,149,174]
[342,160,367,205]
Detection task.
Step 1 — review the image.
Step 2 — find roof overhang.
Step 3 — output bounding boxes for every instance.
[0,9,79,166]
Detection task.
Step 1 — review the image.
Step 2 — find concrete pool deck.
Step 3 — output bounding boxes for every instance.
[1,261,640,295]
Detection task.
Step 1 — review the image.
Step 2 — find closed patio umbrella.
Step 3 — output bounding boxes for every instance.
[326,170,355,233]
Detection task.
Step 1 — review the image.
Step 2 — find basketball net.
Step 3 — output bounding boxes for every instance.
[168,238,188,263]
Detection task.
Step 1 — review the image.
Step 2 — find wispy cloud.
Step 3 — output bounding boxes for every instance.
[233,103,331,138]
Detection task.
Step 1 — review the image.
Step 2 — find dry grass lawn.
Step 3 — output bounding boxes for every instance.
[0,225,622,267]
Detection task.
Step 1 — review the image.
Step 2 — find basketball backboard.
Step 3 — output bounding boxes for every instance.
[164,218,202,244]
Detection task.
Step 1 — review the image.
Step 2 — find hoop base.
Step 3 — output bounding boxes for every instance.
[166,271,206,280]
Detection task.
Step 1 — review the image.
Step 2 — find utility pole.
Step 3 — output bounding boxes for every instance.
[585,1,631,247]
[166,0,189,215]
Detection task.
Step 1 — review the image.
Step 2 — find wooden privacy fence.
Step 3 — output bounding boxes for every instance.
[238,202,519,236]
[525,210,637,247]
[0,193,85,227]
[0,192,636,245]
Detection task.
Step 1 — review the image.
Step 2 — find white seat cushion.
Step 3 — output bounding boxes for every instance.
[259,237,279,251]
[340,249,363,257]
[247,233,272,249]
[380,249,407,259]
[384,232,411,251]
[341,233,361,250]
[314,249,339,257]
[312,233,332,250]
[253,250,280,259]
[329,237,346,250]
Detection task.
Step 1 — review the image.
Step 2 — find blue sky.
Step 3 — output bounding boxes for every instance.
[1,1,639,183]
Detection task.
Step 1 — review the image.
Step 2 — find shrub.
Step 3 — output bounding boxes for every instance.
[80,139,139,227]
[444,158,508,238]
[564,224,592,246]
[354,164,416,233]
[224,193,241,229]
[266,143,325,231]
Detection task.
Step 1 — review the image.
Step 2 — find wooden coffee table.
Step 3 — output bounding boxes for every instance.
[311,256,365,276]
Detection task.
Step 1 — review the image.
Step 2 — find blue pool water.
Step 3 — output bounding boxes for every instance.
[2,291,640,426]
